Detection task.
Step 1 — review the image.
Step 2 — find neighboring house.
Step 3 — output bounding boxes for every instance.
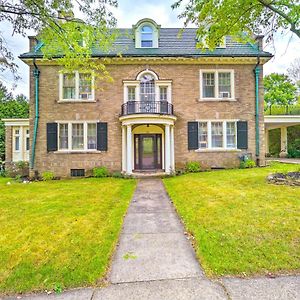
[4,18,272,177]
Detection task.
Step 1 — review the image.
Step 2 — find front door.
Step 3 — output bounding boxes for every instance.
[134,134,162,170]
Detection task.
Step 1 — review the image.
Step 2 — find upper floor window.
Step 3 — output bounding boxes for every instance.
[60,72,94,101]
[140,74,155,101]
[200,70,234,100]
[141,26,153,47]
[127,86,136,101]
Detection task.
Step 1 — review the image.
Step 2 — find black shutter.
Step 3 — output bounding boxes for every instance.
[237,121,248,149]
[188,122,199,150]
[47,123,58,152]
[97,122,108,151]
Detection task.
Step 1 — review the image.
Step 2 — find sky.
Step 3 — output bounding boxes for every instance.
[0,0,299,97]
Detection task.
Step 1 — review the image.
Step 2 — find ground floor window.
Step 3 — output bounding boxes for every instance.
[58,122,97,151]
[198,120,237,150]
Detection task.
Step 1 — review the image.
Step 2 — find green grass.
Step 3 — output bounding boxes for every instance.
[0,177,136,294]
[163,163,300,277]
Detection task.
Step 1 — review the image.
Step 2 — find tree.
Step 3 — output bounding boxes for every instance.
[288,58,300,87]
[264,73,297,114]
[172,0,300,49]
[0,0,118,82]
[0,82,29,161]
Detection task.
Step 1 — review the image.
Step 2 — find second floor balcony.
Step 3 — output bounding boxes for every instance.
[121,101,174,116]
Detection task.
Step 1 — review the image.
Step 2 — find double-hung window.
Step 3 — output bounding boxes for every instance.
[159,86,168,101]
[127,86,136,101]
[14,129,20,151]
[60,72,94,101]
[197,121,237,150]
[211,122,223,148]
[200,70,234,100]
[58,122,97,151]
[141,25,153,47]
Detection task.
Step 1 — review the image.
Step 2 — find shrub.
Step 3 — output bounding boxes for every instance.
[42,171,55,181]
[112,171,123,178]
[0,161,6,177]
[186,161,201,173]
[93,166,109,178]
[240,159,256,169]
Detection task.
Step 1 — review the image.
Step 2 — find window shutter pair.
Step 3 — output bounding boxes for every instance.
[187,121,248,150]
[46,122,108,152]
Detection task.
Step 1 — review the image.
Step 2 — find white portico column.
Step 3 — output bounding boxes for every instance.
[165,124,171,174]
[170,125,175,171]
[126,125,132,174]
[279,126,288,158]
[265,128,269,155]
[122,126,127,172]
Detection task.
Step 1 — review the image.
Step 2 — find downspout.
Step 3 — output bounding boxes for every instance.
[254,56,261,165]
[30,41,43,169]
[30,61,40,169]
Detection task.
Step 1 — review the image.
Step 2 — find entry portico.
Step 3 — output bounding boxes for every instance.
[120,114,176,174]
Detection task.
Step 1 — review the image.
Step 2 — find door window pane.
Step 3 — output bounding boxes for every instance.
[87,123,97,149]
[211,122,223,148]
[219,72,231,98]
[202,73,215,98]
[79,74,92,99]
[15,136,20,151]
[199,122,208,149]
[26,137,30,151]
[72,124,84,150]
[63,74,76,99]
[128,86,136,101]
[59,123,68,150]
[226,122,236,148]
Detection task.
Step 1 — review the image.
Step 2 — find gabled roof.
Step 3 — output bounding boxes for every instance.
[19,28,272,59]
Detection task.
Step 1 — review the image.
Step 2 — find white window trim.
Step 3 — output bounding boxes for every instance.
[199,69,235,101]
[135,23,159,49]
[56,121,99,152]
[59,72,95,102]
[13,127,21,152]
[196,120,239,151]
[123,75,172,103]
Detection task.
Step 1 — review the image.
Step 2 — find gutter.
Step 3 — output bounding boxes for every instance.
[30,41,43,169]
[254,56,261,164]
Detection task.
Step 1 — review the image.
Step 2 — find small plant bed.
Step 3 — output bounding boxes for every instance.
[267,171,300,186]
[0,177,136,294]
[163,163,300,277]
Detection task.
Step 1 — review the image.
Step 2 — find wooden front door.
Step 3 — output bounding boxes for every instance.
[134,134,162,170]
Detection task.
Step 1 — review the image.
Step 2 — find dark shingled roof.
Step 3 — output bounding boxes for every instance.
[19,28,272,59]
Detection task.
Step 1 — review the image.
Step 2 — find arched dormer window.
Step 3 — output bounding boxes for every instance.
[133,18,160,48]
[141,26,153,47]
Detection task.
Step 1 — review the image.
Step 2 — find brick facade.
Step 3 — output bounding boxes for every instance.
[28,61,265,177]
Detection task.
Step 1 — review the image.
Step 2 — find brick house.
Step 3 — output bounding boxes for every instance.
[4,18,272,177]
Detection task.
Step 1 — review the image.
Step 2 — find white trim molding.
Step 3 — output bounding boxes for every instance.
[195,120,238,151]
[59,71,95,102]
[55,120,98,152]
[199,69,235,101]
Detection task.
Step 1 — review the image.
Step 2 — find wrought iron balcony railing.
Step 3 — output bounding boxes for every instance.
[121,101,174,116]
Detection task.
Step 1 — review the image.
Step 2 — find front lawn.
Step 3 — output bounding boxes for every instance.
[0,177,136,294]
[163,163,300,277]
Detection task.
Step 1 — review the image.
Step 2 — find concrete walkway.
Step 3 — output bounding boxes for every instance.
[267,158,300,164]
[4,179,299,300]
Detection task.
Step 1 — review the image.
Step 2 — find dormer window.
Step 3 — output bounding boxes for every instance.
[133,18,160,49]
[141,26,153,47]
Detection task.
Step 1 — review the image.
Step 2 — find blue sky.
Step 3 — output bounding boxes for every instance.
[0,0,300,97]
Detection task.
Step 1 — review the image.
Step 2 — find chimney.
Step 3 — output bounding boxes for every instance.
[255,35,264,51]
